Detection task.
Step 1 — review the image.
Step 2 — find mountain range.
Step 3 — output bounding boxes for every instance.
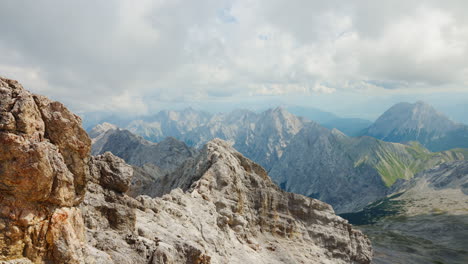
[86,97,468,263]
[90,103,468,213]
[92,107,307,171]
[1,75,465,264]
[0,77,372,264]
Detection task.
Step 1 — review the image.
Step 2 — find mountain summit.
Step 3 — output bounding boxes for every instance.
[364,101,468,151]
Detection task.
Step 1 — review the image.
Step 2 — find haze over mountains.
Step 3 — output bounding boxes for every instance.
[364,101,468,151]
[2,74,467,264]
[90,101,468,213]
[87,99,468,263]
[91,107,308,171]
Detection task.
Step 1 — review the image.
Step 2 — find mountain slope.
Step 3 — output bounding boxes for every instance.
[93,107,308,171]
[126,107,212,142]
[83,139,373,264]
[182,107,308,170]
[269,123,467,213]
[344,161,468,264]
[91,127,196,171]
[364,101,468,151]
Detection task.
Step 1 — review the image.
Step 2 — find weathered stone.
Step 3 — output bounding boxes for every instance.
[83,138,373,264]
[0,77,90,264]
[1,77,373,263]
[89,152,133,193]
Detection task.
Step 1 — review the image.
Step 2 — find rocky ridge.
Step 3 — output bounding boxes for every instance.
[0,77,372,263]
[82,139,373,264]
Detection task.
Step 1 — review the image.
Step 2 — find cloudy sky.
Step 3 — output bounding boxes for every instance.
[1,0,468,121]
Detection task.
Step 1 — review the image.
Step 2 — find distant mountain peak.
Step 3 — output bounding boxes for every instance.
[364,101,468,151]
[89,122,117,138]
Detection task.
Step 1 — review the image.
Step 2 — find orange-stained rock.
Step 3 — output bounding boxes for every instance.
[0,77,91,264]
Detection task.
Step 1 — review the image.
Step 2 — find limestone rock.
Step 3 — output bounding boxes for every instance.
[1,76,373,263]
[89,152,133,193]
[83,138,373,264]
[0,77,90,263]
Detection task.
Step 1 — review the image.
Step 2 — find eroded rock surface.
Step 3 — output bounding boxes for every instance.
[1,77,372,263]
[0,77,91,263]
[83,139,373,264]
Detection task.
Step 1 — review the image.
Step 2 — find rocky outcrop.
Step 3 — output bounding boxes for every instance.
[91,128,196,172]
[82,139,373,264]
[0,77,91,263]
[89,152,133,193]
[1,77,373,263]
[90,128,197,197]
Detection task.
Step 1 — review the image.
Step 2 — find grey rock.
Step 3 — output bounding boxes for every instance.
[91,128,196,171]
[89,152,133,193]
[83,139,373,264]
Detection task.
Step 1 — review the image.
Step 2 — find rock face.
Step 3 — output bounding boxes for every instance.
[89,152,133,193]
[0,77,91,263]
[184,107,307,170]
[364,101,468,151]
[82,139,373,264]
[269,123,467,213]
[90,128,197,197]
[1,77,372,263]
[91,128,196,171]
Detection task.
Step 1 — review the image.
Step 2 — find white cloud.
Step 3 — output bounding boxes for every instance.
[0,0,467,115]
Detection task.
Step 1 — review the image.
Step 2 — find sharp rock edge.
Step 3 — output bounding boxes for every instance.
[0,77,372,264]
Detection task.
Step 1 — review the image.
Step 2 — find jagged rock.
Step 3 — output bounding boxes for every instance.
[92,106,307,171]
[89,128,196,197]
[0,77,90,263]
[89,152,133,193]
[83,139,373,264]
[91,128,196,173]
[1,77,372,263]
